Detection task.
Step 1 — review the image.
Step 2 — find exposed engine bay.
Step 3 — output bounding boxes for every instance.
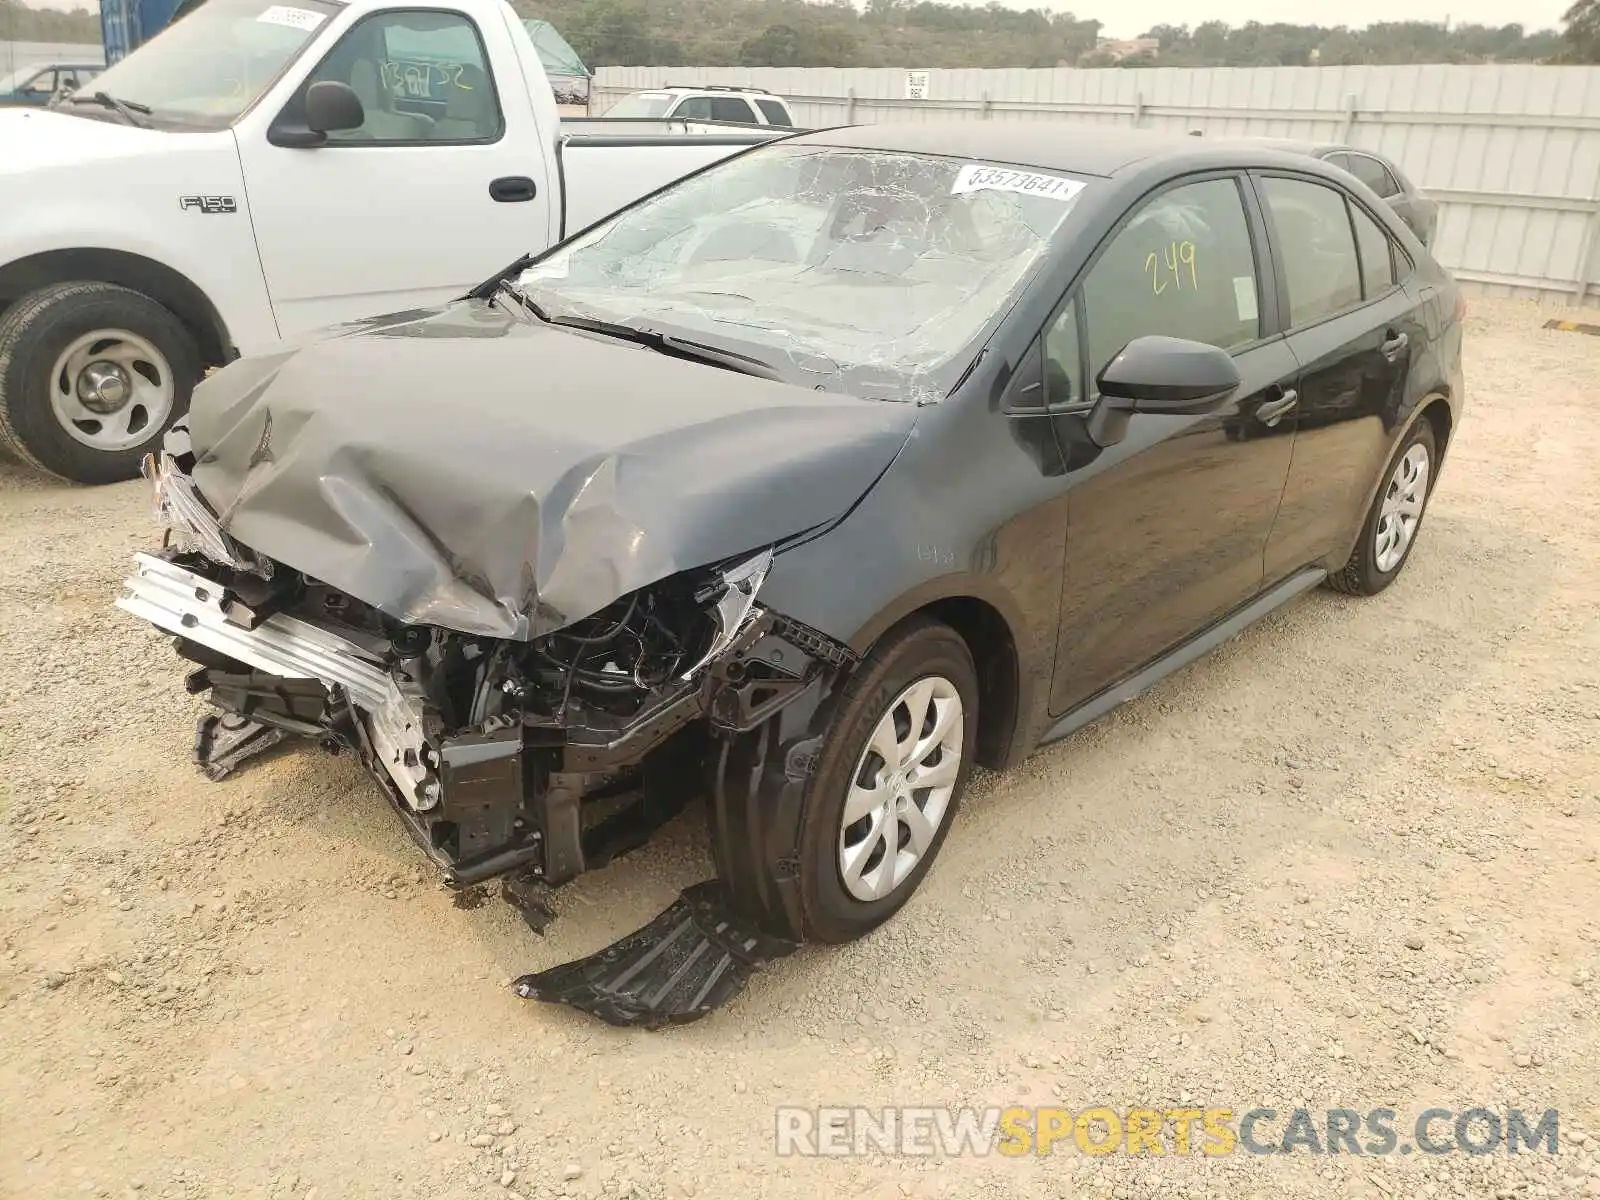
[118,450,857,1026]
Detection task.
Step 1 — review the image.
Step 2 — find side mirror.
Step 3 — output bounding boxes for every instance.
[305,80,365,133]
[1087,336,1242,448]
[1097,335,1241,413]
[271,81,365,147]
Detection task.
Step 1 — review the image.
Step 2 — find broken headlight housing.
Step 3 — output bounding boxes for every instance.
[142,451,273,580]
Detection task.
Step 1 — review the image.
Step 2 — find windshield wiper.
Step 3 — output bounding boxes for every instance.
[548,314,782,381]
[493,280,551,323]
[69,91,153,127]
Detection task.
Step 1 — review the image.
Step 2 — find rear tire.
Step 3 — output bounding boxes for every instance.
[0,282,201,485]
[1327,418,1438,596]
[794,618,978,944]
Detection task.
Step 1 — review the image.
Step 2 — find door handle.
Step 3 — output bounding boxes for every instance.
[1380,331,1409,359]
[489,176,537,203]
[1256,388,1298,427]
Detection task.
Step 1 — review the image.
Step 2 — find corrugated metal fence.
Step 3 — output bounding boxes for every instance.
[0,39,103,76]
[595,64,1600,306]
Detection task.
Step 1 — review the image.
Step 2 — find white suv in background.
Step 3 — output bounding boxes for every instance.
[602,85,795,127]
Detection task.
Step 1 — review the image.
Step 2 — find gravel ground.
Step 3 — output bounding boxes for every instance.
[1,295,1598,1200]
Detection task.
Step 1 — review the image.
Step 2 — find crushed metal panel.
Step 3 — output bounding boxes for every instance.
[184,302,917,640]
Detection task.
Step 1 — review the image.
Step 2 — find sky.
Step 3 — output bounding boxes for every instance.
[9,0,1573,38]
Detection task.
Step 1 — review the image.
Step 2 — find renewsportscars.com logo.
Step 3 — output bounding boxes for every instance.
[774,1106,1562,1158]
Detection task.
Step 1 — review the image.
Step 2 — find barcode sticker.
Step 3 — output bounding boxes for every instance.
[951,164,1084,202]
[1233,275,1259,322]
[257,5,326,30]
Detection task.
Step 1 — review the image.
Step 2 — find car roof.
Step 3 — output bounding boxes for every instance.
[788,121,1348,180]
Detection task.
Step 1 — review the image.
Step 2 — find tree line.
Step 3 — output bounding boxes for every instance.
[5,0,1598,68]
[1,0,101,43]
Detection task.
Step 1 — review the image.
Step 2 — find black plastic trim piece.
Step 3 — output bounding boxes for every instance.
[512,881,800,1027]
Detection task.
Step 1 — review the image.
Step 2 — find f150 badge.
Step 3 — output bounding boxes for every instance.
[178,195,238,214]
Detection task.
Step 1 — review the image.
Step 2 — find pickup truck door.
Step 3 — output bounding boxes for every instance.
[234,3,554,340]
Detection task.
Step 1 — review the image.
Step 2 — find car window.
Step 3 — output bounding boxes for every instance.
[709,96,756,123]
[605,91,672,118]
[1262,177,1363,328]
[673,96,713,120]
[1080,177,1261,386]
[755,97,791,126]
[1043,299,1081,407]
[1347,153,1401,199]
[73,0,336,129]
[22,69,56,95]
[301,10,502,144]
[1322,151,1350,173]
[1349,203,1397,297]
[518,144,1087,395]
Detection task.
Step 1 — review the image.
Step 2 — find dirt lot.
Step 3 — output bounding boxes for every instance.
[1,295,1598,1200]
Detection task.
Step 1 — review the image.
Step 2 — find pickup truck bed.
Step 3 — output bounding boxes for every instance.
[558,119,788,235]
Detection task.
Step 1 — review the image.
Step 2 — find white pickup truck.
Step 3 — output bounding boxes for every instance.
[0,0,787,484]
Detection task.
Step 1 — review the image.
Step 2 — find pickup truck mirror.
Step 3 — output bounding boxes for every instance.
[272,81,366,147]
[305,81,365,135]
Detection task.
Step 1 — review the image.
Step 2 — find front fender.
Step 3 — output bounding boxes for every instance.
[0,128,276,351]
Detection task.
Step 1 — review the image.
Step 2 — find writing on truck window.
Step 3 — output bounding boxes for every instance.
[381,58,475,98]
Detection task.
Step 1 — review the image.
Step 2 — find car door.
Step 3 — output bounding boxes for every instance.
[235,5,553,340]
[1048,173,1301,715]
[18,68,56,103]
[1257,173,1431,579]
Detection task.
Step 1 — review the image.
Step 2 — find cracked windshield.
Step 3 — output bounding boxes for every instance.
[515,144,1088,397]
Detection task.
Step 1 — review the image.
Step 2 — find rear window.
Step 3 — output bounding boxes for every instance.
[755,97,791,126]
[605,91,672,118]
[1350,203,1398,296]
[708,96,755,123]
[1347,153,1401,199]
[1262,176,1363,327]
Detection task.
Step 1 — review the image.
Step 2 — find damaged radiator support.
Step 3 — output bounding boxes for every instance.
[117,549,855,1025]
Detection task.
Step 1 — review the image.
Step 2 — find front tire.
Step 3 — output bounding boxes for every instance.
[0,282,201,485]
[1328,418,1438,596]
[795,618,978,944]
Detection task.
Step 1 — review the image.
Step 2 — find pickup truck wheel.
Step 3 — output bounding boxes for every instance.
[0,283,200,485]
[794,619,978,944]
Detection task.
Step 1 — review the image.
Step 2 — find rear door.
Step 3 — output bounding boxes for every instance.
[1048,172,1301,714]
[236,4,553,339]
[1257,173,1430,579]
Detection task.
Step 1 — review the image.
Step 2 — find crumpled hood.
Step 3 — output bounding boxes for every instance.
[187,299,918,639]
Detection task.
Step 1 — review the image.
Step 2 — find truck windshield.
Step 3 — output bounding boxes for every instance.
[515,143,1087,399]
[604,92,673,118]
[70,0,339,129]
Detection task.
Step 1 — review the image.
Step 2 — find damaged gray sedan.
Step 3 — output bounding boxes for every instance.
[117,124,1463,1027]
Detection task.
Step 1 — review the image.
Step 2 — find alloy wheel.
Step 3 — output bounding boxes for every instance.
[838,675,964,903]
[1373,442,1430,573]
